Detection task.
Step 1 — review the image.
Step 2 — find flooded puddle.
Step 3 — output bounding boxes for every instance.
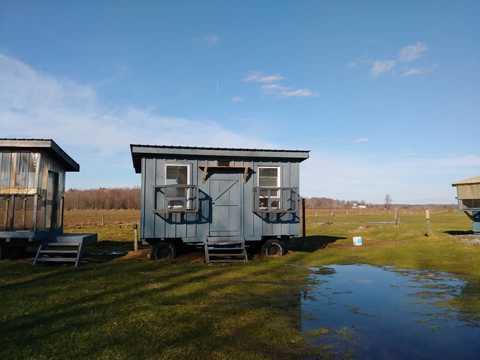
[302,265,480,359]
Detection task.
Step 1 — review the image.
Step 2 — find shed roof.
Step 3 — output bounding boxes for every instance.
[0,139,79,172]
[452,176,480,186]
[130,144,310,173]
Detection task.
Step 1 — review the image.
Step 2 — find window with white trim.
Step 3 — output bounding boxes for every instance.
[258,167,280,209]
[165,164,190,209]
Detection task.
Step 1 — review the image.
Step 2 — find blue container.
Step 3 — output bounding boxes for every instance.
[473,222,480,234]
[353,236,363,246]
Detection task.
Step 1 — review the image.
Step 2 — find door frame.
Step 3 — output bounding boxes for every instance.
[46,171,59,230]
[208,171,244,239]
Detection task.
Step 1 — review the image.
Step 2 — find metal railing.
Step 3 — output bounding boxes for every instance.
[154,185,199,214]
[253,187,299,214]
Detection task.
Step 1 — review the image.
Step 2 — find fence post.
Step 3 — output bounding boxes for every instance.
[133,223,139,252]
[101,215,105,226]
[394,208,400,229]
[302,198,306,242]
[425,209,432,237]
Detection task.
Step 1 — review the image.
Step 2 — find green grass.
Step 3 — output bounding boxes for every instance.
[1,209,480,359]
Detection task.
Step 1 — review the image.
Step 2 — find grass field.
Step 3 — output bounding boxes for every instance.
[1,208,480,359]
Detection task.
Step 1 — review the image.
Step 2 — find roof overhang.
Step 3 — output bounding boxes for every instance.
[130,144,310,173]
[452,176,480,187]
[0,139,80,172]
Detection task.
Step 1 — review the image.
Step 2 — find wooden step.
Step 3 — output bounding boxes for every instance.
[36,257,77,263]
[204,239,248,264]
[39,250,78,254]
[208,253,245,257]
[44,243,80,247]
[207,247,244,250]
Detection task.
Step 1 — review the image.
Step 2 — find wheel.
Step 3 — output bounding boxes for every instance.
[0,244,4,260]
[151,242,176,261]
[261,239,286,257]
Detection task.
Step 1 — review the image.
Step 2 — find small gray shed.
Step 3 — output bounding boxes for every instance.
[131,144,309,262]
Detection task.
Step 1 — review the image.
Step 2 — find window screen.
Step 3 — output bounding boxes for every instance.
[258,167,280,209]
[165,165,189,208]
[258,167,279,188]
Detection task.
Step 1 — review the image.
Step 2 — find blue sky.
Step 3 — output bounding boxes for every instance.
[0,0,479,203]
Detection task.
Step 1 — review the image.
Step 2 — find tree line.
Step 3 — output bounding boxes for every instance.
[64,188,141,210]
[63,188,454,210]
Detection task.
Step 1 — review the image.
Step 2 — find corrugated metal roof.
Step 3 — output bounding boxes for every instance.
[130,144,310,153]
[130,144,310,173]
[452,176,480,186]
[0,138,79,172]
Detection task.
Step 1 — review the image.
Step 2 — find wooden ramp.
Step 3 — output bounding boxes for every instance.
[204,237,248,264]
[33,233,97,268]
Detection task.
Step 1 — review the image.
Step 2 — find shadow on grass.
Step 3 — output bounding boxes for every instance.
[84,240,134,262]
[0,255,324,359]
[444,230,474,236]
[290,235,346,252]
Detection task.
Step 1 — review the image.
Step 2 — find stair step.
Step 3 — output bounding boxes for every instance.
[207,247,244,250]
[36,257,77,263]
[207,242,243,246]
[45,243,80,247]
[39,250,78,254]
[208,253,245,257]
[208,259,247,263]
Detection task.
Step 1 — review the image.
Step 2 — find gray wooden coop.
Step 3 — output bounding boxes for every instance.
[0,139,96,265]
[131,144,309,263]
[452,176,480,233]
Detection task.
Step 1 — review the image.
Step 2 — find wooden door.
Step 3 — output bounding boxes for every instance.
[46,171,59,230]
[209,173,242,238]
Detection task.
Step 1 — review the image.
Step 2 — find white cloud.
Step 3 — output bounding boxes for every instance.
[202,34,220,47]
[399,42,427,62]
[0,53,270,187]
[371,60,396,77]
[353,137,369,143]
[280,88,315,97]
[355,41,431,78]
[245,71,315,98]
[401,66,436,77]
[231,96,244,103]
[243,71,284,84]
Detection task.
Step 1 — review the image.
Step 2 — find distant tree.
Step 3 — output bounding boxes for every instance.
[384,194,392,209]
[64,187,140,210]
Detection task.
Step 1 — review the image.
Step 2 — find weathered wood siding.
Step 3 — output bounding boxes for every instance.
[0,150,66,232]
[140,157,300,243]
[456,184,480,200]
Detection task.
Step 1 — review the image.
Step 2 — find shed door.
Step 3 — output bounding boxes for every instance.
[209,173,242,237]
[46,171,59,230]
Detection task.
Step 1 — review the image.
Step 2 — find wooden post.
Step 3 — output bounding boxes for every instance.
[101,214,105,226]
[394,208,400,229]
[3,198,8,230]
[60,195,65,231]
[302,198,306,242]
[8,195,14,230]
[133,223,139,252]
[425,209,432,236]
[22,197,27,229]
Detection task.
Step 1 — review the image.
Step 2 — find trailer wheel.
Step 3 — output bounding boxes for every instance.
[0,244,4,260]
[151,242,176,261]
[261,239,286,257]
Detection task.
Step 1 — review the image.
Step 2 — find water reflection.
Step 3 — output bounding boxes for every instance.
[301,265,480,359]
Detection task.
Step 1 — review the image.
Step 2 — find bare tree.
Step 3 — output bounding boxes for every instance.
[384,194,392,209]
